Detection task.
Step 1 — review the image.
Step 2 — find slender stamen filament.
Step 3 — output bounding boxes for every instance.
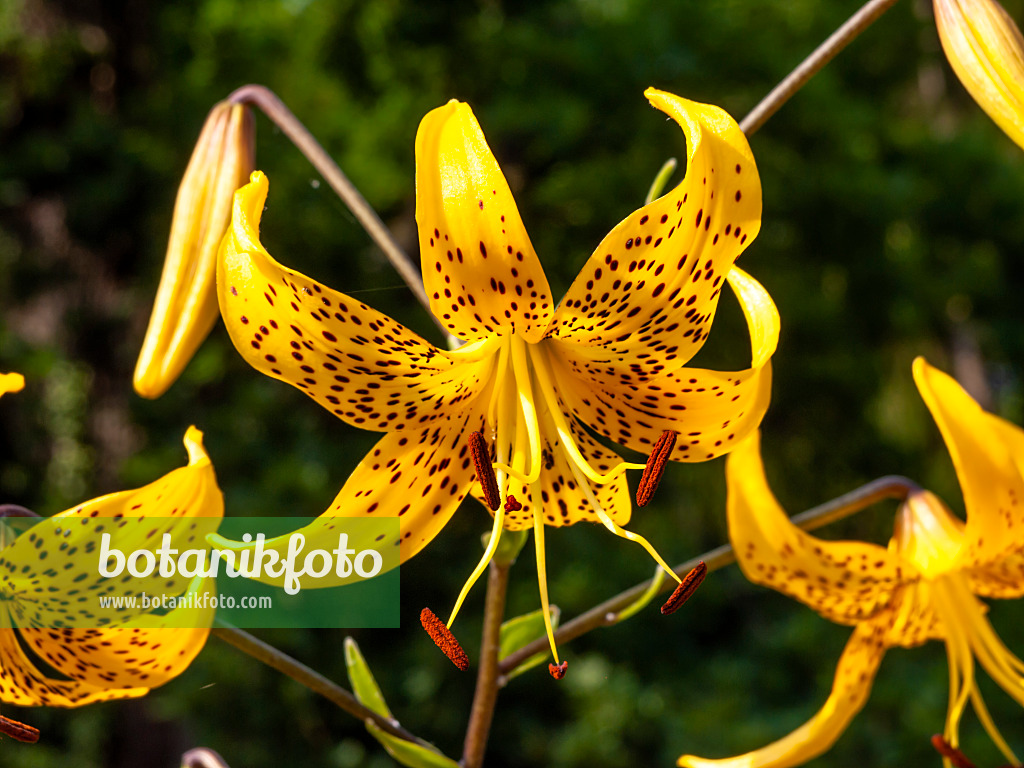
[532,502,560,666]
[931,735,978,768]
[933,579,976,747]
[510,337,543,485]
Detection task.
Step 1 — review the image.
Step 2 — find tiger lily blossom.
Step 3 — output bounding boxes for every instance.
[0,379,223,705]
[213,88,779,665]
[680,357,1024,768]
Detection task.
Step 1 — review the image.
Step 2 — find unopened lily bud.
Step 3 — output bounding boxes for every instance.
[134,101,255,398]
[934,0,1024,150]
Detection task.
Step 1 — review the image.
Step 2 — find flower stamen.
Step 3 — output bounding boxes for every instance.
[931,735,978,768]
[637,430,677,507]
[420,608,469,671]
[532,504,561,666]
[0,715,39,744]
[661,561,707,615]
[468,431,500,511]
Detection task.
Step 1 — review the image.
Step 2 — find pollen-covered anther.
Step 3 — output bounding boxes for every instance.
[468,431,500,511]
[636,430,677,507]
[661,561,707,615]
[929,735,977,768]
[0,715,40,744]
[504,495,522,512]
[548,660,568,680]
[420,607,470,671]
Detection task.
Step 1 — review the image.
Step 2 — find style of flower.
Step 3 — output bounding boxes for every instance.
[134,100,255,398]
[213,89,778,663]
[680,357,1024,768]
[934,0,1024,150]
[0,379,223,706]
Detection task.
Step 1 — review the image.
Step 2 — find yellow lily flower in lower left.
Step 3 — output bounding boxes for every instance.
[680,357,1024,768]
[0,379,224,706]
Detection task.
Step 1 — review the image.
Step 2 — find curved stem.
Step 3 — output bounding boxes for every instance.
[461,560,510,768]
[227,84,443,335]
[211,625,426,745]
[497,475,921,677]
[739,0,902,136]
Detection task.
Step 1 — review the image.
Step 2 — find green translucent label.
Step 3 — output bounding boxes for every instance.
[0,515,399,629]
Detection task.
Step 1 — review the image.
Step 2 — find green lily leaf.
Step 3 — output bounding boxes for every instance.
[498,605,560,679]
[364,721,461,768]
[343,637,392,718]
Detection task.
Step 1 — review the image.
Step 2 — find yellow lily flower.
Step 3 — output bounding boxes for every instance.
[0,373,24,396]
[0,384,223,706]
[214,89,779,663]
[680,357,1024,768]
[934,0,1024,150]
[134,100,255,399]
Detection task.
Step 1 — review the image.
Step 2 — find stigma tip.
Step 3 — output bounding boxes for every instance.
[661,561,707,615]
[504,495,522,512]
[548,660,568,680]
[420,607,470,671]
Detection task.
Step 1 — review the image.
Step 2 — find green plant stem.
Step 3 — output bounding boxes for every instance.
[497,475,921,678]
[461,561,510,768]
[211,626,424,745]
[227,84,444,335]
[739,0,902,136]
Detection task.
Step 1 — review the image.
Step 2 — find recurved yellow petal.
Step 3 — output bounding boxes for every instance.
[135,101,255,398]
[726,432,906,625]
[218,172,496,432]
[912,356,1024,567]
[934,0,1024,149]
[416,100,555,343]
[0,373,24,396]
[678,622,888,768]
[550,89,762,383]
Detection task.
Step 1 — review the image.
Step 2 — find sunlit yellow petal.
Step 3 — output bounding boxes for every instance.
[727,432,906,625]
[416,100,555,343]
[208,404,485,584]
[0,372,24,396]
[550,89,762,382]
[934,0,1024,150]
[218,172,496,432]
[135,101,255,398]
[967,551,1024,597]
[549,269,778,461]
[912,356,1024,567]
[20,575,216,691]
[678,622,887,768]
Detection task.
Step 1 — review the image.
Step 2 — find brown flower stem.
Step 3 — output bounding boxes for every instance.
[497,475,921,677]
[739,0,902,136]
[211,625,425,745]
[461,560,510,768]
[226,84,444,336]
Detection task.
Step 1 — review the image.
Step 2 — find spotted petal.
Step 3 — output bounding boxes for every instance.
[416,100,556,343]
[913,356,1024,567]
[726,432,907,625]
[219,172,496,432]
[678,621,887,768]
[208,402,487,586]
[550,89,762,384]
[549,267,778,461]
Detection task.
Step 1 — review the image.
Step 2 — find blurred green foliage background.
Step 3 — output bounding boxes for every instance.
[3,0,1024,765]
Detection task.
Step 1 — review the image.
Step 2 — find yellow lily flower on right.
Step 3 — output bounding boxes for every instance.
[680,356,1024,768]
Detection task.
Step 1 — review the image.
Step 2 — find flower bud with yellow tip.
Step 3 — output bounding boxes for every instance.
[934,0,1024,150]
[134,100,255,398]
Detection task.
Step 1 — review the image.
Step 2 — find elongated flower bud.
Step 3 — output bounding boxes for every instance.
[134,101,255,398]
[934,0,1024,149]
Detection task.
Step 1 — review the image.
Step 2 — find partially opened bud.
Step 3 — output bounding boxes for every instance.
[134,101,255,398]
[934,0,1024,150]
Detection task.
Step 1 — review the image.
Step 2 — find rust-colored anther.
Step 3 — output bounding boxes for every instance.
[504,495,522,512]
[636,430,677,507]
[420,607,469,671]
[548,661,568,680]
[468,431,501,511]
[0,715,39,744]
[661,561,707,615]
[930,735,977,768]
